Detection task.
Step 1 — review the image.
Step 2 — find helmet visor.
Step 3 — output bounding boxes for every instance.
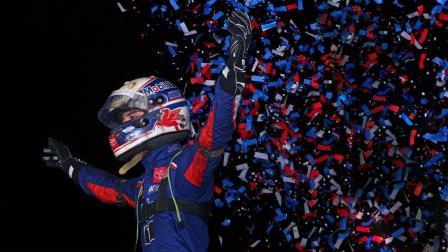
[98,90,149,129]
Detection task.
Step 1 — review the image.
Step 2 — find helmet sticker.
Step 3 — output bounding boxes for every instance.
[168,90,181,100]
[156,107,186,130]
[139,80,178,96]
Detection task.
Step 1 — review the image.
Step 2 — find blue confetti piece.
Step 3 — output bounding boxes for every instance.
[436,108,448,120]
[167,46,177,57]
[222,178,234,188]
[203,6,212,15]
[432,57,443,66]
[151,5,158,13]
[423,152,444,167]
[160,4,167,12]
[212,11,224,20]
[274,214,287,222]
[175,19,182,32]
[242,138,257,152]
[413,20,423,30]
[401,113,413,126]
[263,48,273,60]
[423,131,448,143]
[214,198,224,208]
[392,227,405,238]
[261,22,278,31]
[267,224,273,233]
[251,75,266,82]
[246,115,253,131]
[341,217,347,230]
[206,0,217,7]
[325,215,335,223]
[297,0,303,10]
[169,0,180,10]
[310,23,319,30]
[275,6,287,12]
[283,229,292,241]
[222,219,231,227]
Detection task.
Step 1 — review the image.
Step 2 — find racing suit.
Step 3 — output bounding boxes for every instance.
[76,75,237,251]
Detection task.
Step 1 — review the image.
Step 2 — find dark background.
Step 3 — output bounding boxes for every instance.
[6,0,212,250]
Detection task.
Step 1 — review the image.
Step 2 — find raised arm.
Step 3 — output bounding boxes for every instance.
[196,10,252,152]
[183,10,252,187]
[43,137,139,207]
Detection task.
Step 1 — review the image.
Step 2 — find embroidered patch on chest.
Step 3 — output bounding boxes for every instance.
[152,166,167,183]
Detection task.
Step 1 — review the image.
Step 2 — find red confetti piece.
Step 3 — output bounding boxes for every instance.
[419,52,427,70]
[192,95,208,113]
[286,3,298,11]
[410,33,415,45]
[418,28,428,44]
[200,64,211,76]
[317,144,331,151]
[308,200,317,208]
[388,104,400,113]
[417,5,424,16]
[294,243,305,252]
[315,154,329,163]
[439,12,448,21]
[358,236,369,244]
[370,105,385,114]
[190,77,205,84]
[214,186,222,194]
[302,213,318,220]
[372,235,384,243]
[247,83,256,93]
[356,226,371,233]
[414,182,423,196]
[410,128,417,146]
[333,154,345,162]
[265,63,272,73]
[373,95,387,102]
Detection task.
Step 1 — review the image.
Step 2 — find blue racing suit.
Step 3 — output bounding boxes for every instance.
[69,75,239,252]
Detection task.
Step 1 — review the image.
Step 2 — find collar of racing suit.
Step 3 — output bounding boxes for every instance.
[140,141,182,168]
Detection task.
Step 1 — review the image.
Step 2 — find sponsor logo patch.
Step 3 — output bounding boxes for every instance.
[152,167,167,183]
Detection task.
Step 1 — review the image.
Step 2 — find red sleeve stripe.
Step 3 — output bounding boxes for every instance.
[184,109,217,187]
[87,183,118,204]
[123,194,135,208]
[184,150,208,187]
[198,109,215,149]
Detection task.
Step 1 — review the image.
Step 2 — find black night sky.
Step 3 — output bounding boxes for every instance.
[7,0,198,250]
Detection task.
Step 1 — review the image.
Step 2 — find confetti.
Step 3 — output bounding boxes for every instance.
[124,0,448,250]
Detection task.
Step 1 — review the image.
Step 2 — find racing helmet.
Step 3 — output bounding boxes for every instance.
[98,76,191,162]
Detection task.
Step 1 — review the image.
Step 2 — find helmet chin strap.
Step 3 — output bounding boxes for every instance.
[119,151,147,175]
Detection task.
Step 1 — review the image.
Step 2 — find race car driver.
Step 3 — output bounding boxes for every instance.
[42,10,252,252]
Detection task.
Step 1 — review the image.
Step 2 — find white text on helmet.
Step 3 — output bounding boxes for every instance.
[139,81,177,96]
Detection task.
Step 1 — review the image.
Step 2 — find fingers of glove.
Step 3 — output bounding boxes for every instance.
[228,10,251,37]
[42,152,60,168]
[48,137,71,160]
[230,10,250,29]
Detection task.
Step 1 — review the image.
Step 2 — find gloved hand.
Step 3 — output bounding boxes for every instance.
[42,137,85,180]
[221,10,252,94]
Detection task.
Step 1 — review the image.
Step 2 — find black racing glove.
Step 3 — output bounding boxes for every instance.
[42,137,85,183]
[220,10,253,95]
